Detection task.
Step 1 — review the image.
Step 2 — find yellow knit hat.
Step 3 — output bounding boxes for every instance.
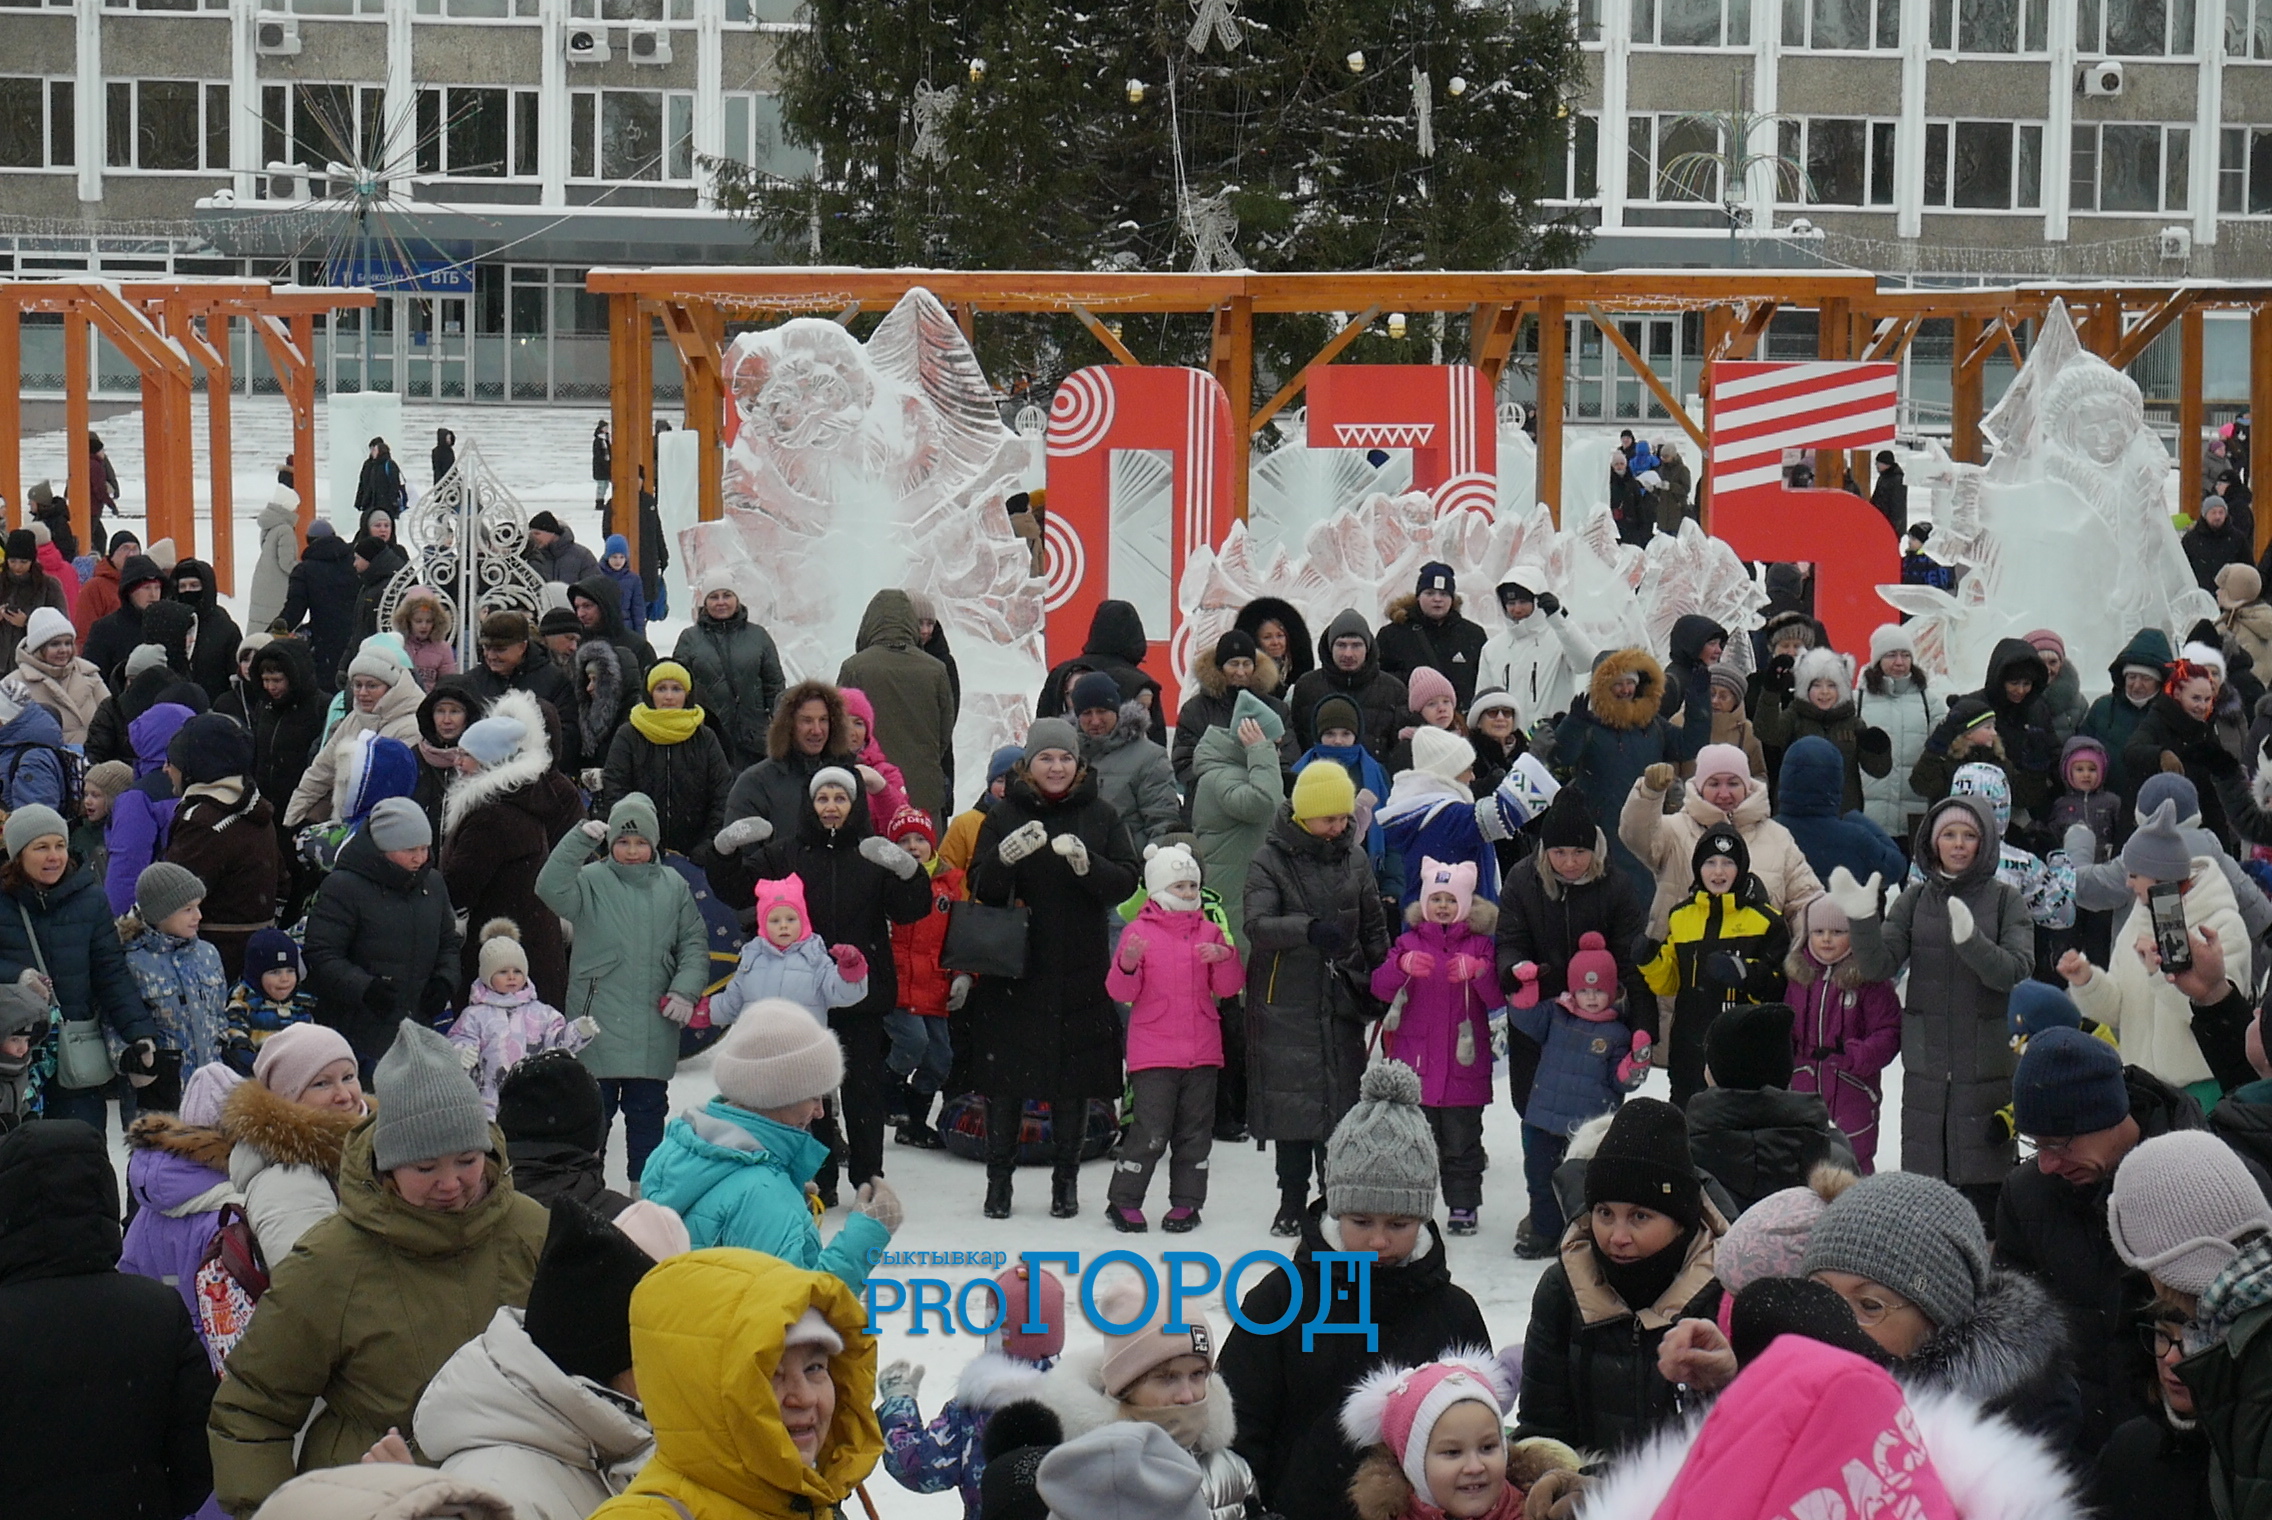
[1290,760,1357,821]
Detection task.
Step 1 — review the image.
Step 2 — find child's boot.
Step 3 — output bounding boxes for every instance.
[1049,1163,1079,1219]
[1271,1188,1306,1237]
[1447,1207,1478,1236]
[983,1165,1013,1219]
[1106,1203,1147,1233]
[1162,1206,1200,1233]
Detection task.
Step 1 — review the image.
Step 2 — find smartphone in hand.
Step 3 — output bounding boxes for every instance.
[2148,881,2193,974]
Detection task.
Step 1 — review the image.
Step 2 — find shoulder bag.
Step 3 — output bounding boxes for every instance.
[941,900,1030,980]
[22,902,111,1091]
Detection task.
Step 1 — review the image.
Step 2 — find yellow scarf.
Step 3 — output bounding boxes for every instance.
[629,702,707,745]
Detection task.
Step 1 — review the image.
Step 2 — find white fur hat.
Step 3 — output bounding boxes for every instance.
[477,918,528,982]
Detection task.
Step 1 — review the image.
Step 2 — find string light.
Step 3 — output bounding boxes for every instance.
[1386,311,1407,338]
[1346,51,1366,73]
[1126,79,1146,103]
[968,58,987,83]
[1448,76,1468,96]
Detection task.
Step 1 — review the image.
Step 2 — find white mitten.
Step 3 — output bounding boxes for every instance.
[713,815,773,854]
[1945,896,1975,945]
[1456,1019,1476,1067]
[578,818,609,844]
[457,1044,481,1073]
[1825,867,1882,922]
[852,1178,905,1232]
[859,835,920,879]
[1051,832,1091,876]
[947,974,973,1011]
[568,1015,600,1042]
[998,820,1048,864]
[578,767,604,793]
[2063,823,2101,865]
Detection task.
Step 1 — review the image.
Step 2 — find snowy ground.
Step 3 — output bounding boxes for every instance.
[28,396,1914,1516]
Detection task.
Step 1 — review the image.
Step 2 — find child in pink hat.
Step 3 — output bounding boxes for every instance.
[1339,1349,1577,1519]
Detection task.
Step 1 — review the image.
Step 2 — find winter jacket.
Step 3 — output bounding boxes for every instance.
[248,491,299,631]
[412,1305,653,1520]
[1191,719,1285,945]
[1678,705,1765,782]
[2042,655,2089,744]
[889,865,960,1019]
[0,862,156,1057]
[2128,693,2241,843]
[2071,852,2253,1089]
[226,980,316,1053]
[0,565,65,670]
[1508,995,1635,1136]
[1773,734,1907,893]
[441,689,583,1005]
[1222,1205,1489,1520]
[1514,1212,1727,1456]
[1375,593,1490,709]
[672,607,785,772]
[638,1100,887,1292]
[73,552,120,639]
[747,803,932,1030]
[600,540,646,637]
[708,932,865,1029]
[2095,1410,2217,1520]
[0,694,68,816]
[2190,513,2257,592]
[1856,666,1940,834]
[2083,628,2177,797]
[2226,601,2272,684]
[1477,607,1595,725]
[84,587,155,689]
[459,641,578,768]
[275,533,360,684]
[1850,794,2033,1186]
[285,666,422,826]
[571,637,632,772]
[840,691,912,838]
[247,638,327,819]
[303,826,464,1065]
[1171,647,1295,791]
[1108,899,1243,1071]
[1621,769,1822,939]
[600,709,733,858]
[353,453,405,524]
[122,923,228,1072]
[1963,637,2063,817]
[1285,609,1411,757]
[342,542,409,680]
[0,1122,216,1520]
[1543,648,1709,899]
[1037,599,1164,719]
[1241,806,1392,1141]
[1080,700,1185,860]
[524,524,601,588]
[119,1112,239,1324]
[103,701,192,916]
[389,589,458,693]
[2048,780,2123,860]
[1755,688,1891,812]
[966,768,1143,1102]
[1377,765,1545,908]
[1032,1341,1262,1520]
[834,589,956,820]
[1640,882,1790,1065]
[218,1072,360,1264]
[535,811,708,1083]
[507,1137,631,1218]
[582,1247,881,1520]
[1373,904,1506,1109]
[206,1124,549,1516]
[171,559,245,703]
[11,638,106,746]
[1784,945,1902,1172]
[1684,1087,1856,1215]
[878,1350,1050,1516]
[448,984,584,1113]
[168,781,282,974]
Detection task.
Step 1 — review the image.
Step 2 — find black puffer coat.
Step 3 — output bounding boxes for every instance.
[1285,609,1411,757]
[0,1122,215,1519]
[1683,1087,1857,1215]
[672,605,785,773]
[752,801,932,1025]
[2094,1411,2215,1520]
[1220,1201,1488,1520]
[965,767,1141,1101]
[1233,597,1315,696]
[440,689,583,1005]
[0,865,155,1054]
[342,540,408,679]
[1374,593,1490,709]
[170,557,244,703]
[504,1138,632,1219]
[2127,692,2239,843]
[1242,807,1392,1142]
[1969,636,2062,816]
[275,532,360,685]
[460,641,577,771]
[601,714,733,859]
[1494,824,1655,1110]
[248,638,328,820]
[303,825,463,1064]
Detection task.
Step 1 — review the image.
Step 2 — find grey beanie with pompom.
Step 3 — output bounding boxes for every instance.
[1324,1060,1439,1219]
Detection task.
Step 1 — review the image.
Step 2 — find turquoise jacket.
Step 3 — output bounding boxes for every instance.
[637,1098,887,1293]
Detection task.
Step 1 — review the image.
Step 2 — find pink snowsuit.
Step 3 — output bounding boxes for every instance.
[1784,945,1901,1172]
[1106,900,1243,1070]
[447,981,589,1113]
[1370,916,1507,1109]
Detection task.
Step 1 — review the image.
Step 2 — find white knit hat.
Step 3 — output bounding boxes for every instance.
[1407,725,1474,786]
[476,919,528,982]
[2110,1130,2272,1295]
[1869,624,1915,663]
[23,606,72,653]
[347,638,410,687]
[712,998,846,1112]
[783,1305,846,1355]
[1143,842,1202,909]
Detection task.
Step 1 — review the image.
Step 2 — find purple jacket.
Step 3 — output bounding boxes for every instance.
[117,1115,236,1324]
[1370,908,1507,1108]
[1784,946,1902,1171]
[104,701,195,915]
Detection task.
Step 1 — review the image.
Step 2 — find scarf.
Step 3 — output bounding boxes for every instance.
[1596,1233,1693,1318]
[2197,1229,2272,1347]
[419,742,462,770]
[630,702,708,745]
[1121,1395,1211,1451]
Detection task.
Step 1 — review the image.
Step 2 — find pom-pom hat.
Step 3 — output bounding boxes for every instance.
[1338,1348,1513,1502]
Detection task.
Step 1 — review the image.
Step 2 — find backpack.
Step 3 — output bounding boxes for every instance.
[192,1203,268,1374]
[0,740,84,822]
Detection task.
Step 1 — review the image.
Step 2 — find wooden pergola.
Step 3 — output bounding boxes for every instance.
[0,279,375,591]
[583,269,2272,549]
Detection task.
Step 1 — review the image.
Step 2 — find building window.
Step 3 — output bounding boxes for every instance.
[1783,0,1899,50]
[263,83,386,171]
[1919,120,2044,208]
[282,0,384,16]
[1772,117,1898,204]
[2221,127,2272,211]
[2070,122,2188,211]
[1926,0,2052,50]
[718,91,818,180]
[569,88,696,181]
[0,78,72,168]
[418,0,539,16]
[2228,0,2272,55]
[1632,0,1751,46]
[2077,0,2197,54]
[1628,113,1722,202]
[413,87,540,177]
[105,80,226,172]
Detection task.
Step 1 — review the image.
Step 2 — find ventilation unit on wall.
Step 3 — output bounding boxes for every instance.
[255,14,301,55]
[628,26,671,63]
[2080,59,2125,95]
[2161,227,2193,261]
[565,24,610,62]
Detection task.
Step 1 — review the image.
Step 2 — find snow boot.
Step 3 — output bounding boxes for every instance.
[1050,1165,1079,1219]
[1106,1203,1148,1233]
[1271,1189,1306,1238]
[983,1169,1013,1220]
[1163,1207,1200,1233]
[1447,1208,1478,1236]
[885,1078,910,1128]
[1513,1221,1557,1259]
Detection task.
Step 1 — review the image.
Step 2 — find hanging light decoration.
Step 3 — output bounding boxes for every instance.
[1346,50,1366,73]
[968,58,987,83]
[1448,76,1468,96]
[1387,312,1408,339]
[1126,78,1146,103]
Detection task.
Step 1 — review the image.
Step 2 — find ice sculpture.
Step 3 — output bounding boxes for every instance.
[1880,300,2212,696]
[676,288,1045,767]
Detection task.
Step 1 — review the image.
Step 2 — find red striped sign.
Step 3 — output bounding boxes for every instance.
[1707,361,1898,499]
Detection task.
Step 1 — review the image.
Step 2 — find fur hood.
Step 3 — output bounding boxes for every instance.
[125,1112,234,1171]
[949,1349,1054,1412]
[1898,1267,2069,1409]
[1348,1442,1577,1520]
[390,587,455,643]
[765,679,856,763]
[1080,699,1154,758]
[1031,1343,1240,1457]
[1586,648,1665,731]
[1785,941,1870,990]
[1401,898,1502,935]
[441,687,553,838]
[1384,592,1469,627]
[1191,645,1283,701]
[574,640,625,755]
[217,1075,363,1174]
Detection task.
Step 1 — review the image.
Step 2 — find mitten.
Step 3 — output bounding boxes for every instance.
[1526,1468,1589,1520]
[1768,652,1796,694]
[578,767,604,793]
[14,967,48,999]
[946,974,973,1011]
[852,1178,904,1232]
[1195,941,1233,964]
[1617,1030,1654,1090]
[1050,832,1091,876]
[1643,763,1677,792]
[660,993,695,1027]
[858,835,919,879]
[1508,960,1542,1009]
[1945,896,1975,944]
[997,820,1048,864]
[1118,935,1147,970]
[1456,1018,1477,1067]
[222,1035,258,1077]
[1985,1108,2015,1145]
[877,1360,925,1404]
[1824,866,1881,922]
[1446,954,1484,983]
[1857,726,1892,758]
[457,1044,481,1074]
[829,943,869,982]
[578,818,609,843]
[1703,950,1749,988]
[2162,750,2187,774]
[1398,950,1438,979]
[1536,592,1562,617]
[119,1037,159,1087]
[2064,823,2102,865]
[1306,918,1350,953]
[713,815,773,853]
[568,1015,600,1042]
[857,764,887,794]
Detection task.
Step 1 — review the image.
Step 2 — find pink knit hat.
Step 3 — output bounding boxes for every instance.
[252,1023,360,1104]
[1565,931,1618,999]
[1417,857,1477,923]
[990,1262,1067,1362]
[753,875,811,940]
[1693,743,1751,786]
[1338,1348,1513,1502]
[1096,1275,1216,1399]
[611,1200,692,1261]
[1717,1183,1833,1293]
[1405,666,1456,713]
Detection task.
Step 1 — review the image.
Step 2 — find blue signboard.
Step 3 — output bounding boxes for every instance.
[330,255,475,294]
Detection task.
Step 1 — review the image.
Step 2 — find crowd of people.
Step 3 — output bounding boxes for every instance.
[12,430,2272,1520]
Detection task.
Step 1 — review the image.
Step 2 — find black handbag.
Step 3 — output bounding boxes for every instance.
[941,900,1031,979]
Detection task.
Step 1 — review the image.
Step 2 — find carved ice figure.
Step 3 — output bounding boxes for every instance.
[1879,300,2211,696]
[679,287,1044,767]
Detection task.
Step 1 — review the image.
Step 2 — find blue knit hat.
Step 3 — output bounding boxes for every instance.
[342,732,419,827]
[243,927,303,982]
[986,744,1023,784]
[2011,1025,2130,1138]
[2006,979,2083,1043]
[604,533,630,561]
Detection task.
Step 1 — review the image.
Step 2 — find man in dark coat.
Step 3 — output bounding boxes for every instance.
[568,572,655,675]
[524,511,602,586]
[0,1121,215,1519]
[714,679,862,862]
[1375,561,1490,709]
[342,536,409,683]
[1285,608,1411,758]
[302,798,463,1074]
[672,579,786,773]
[462,610,578,770]
[1037,599,1162,718]
[1870,450,1908,533]
[82,553,168,688]
[272,520,359,688]
[168,557,245,703]
[163,711,280,982]
[835,588,957,820]
[246,638,328,862]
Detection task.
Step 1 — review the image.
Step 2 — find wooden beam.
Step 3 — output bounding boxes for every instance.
[832,302,861,325]
[2255,305,2272,559]
[608,293,646,534]
[170,309,236,594]
[63,311,88,552]
[1585,304,1707,454]
[2181,305,2205,527]
[1209,296,1253,522]
[1959,316,2011,374]
[1248,306,1380,436]
[655,300,724,525]
[2108,288,2195,370]
[1537,298,1566,525]
[1469,301,1526,388]
[1816,296,1852,489]
[0,302,17,529]
[1708,299,1779,361]
[1069,304,1143,367]
[1951,316,1986,465]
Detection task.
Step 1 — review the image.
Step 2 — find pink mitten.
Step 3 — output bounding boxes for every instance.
[1617,1030,1654,1091]
[1509,961,1542,1009]
[1445,954,1484,983]
[1195,941,1231,964]
[830,943,869,982]
[1399,950,1437,979]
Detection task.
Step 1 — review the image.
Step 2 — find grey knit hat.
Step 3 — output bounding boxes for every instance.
[1036,1421,1207,1520]
[367,797,431,852]
[1023,717,1081,762]
[133,862,205,927]
[371,1020,494,1171]
[125,643,169,680]
[1800,1170,1990,1334]
[1324,1061,1438,1219]
[2110,1130,2272,1295]
[2,803,68,859]
[2121,799,2194,884]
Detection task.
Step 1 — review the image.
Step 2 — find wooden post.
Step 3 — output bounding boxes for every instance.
[688,302,724,527]
[608,293,644,535]
[2180,306,2204,527]
[2255,305,2272,559]
[291,315,316,534]
[1537,297,1566,525]
[0,302,18,528]
[203,314,235,594]
[1815,296,1850,488]
[64,309,88,549]
[1210,296,1254,522]
[1951,316,1985,466]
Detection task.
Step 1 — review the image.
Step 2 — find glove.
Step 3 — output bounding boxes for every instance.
[1703,950,1749,989]
[1617,1030,1654,1090]
[660,993,696,1027]
[1824,867,1882,922]
[1857,726,1892,758]
[223,1035,258,1077]
[14,967,48,1000]
[856,764,887,795]
[713,815,773,853]
[2163,750,2187,774]
[363,977,398,1016]
[877,1360,925,1404]
[578,818,609,844]
[1643,763,1677,792]
[457,1044,481,1074]
[1445,954,1485,983]
[578,767,604,793]
[120,1038,159,1088]
[1946,896,1975,944]
[1985,1108,2015,1145]
[1535,592,1562,617]
[998,820,1048,864]
[1050,832,1090,876]
[1398,950,1437,979]
[1306,918,1350,953]
[568,1015,600,1042]
[859,835,920,879]
[1508,960,1541,1009]
[829,943,870,982]
[1525,1467,1589,1520]
[1195,940,1232,964]
[947,974,973,1011]
[852,1178,904,1232]
[1767,652,1796,694]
